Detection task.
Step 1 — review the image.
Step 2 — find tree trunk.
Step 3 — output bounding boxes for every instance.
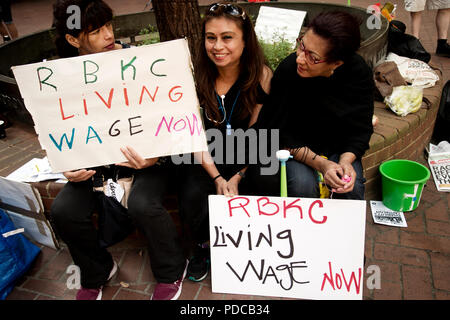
[152,0,202,60]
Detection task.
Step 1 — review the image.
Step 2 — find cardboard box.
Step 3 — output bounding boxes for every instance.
[0,177,59,249]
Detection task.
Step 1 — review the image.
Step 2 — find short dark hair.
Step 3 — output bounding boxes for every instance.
[53,0,113,57]
[308,11,361,62]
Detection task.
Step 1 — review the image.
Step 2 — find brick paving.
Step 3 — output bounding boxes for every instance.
[1,0,449,301]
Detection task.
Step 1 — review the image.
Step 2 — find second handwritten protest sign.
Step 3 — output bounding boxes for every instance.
[12,39,207,172]
[209,195,366,300]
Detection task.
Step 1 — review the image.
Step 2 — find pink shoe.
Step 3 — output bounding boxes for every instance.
[76,260,118,300]
[151,260,188,300]
[76,287,102,300]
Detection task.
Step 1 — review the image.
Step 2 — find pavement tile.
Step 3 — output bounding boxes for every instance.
[115,249,146,284]
[37,248,73,281]
[426,220,450,237]
[404,212,426,233]
[430,253,450,291]
[400,231,450,254]
[372,280,403,300]
[402,266,433,300]
[425,201,450,222]
[113,288,151,300]
[5,288,39,300]
[21,278,68,298]
[374,243,429,267]
[374,227,400,245]
[101,285,121,300]
[369,261,401,284]
[196,285,225,300]
[435,290,450,300]
[179,281,202,300]
[27,246,59,277]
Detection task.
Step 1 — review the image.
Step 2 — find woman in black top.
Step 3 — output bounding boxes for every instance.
[253,11,374,199]
[179,2,272,281]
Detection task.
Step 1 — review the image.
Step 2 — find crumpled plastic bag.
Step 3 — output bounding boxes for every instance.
[385,53,439,89]
[384,85,423,116]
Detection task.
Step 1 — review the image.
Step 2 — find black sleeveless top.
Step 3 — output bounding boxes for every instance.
[201,79,269,179]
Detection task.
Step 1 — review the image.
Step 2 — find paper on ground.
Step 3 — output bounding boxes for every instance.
[427,143,450,192]
[6,157,66,183]
[370,201,407,227]
[255,6,306,48]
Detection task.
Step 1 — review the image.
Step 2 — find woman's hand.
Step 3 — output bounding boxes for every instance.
[116,146,158,169]
[214,176,230,196]
[320,160,346,192]
[335,160,356,193]
[226,174,242,196]
[336,153,357,193]
[64,169,96,183]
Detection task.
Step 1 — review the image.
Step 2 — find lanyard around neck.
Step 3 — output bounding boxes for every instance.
[215,89,241,128]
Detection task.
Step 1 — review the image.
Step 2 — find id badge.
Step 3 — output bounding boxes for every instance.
[105,179,125,203]
[226,124,232,136]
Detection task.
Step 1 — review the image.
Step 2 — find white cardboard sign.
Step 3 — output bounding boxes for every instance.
[255,6,306,48]
[208,195,366,300]
[12,39,208,173]
[0,176,59,249]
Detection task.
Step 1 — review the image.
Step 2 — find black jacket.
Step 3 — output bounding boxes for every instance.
[256,52,374,159]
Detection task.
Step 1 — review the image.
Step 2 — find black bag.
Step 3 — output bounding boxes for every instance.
[433,80,450,142]
[388,20,431,63]
[96,192,135,248]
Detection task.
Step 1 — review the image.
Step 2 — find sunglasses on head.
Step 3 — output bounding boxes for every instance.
[208,3,246,20]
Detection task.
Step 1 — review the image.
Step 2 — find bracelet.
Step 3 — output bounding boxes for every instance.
[236,171,245,178]
[213,174,222,181]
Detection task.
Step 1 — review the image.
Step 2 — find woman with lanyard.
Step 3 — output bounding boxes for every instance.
[179,2,272,282]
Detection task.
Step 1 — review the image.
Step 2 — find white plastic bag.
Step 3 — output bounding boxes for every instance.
[385,53,439,88]
[385,85,423,116]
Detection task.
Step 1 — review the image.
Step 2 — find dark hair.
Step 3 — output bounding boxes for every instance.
[53,0,113,57]
[308,11,361,62]
[194,2,268,124]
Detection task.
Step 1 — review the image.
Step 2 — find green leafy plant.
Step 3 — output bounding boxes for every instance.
[137,25,160,46]
[259,36,295,71]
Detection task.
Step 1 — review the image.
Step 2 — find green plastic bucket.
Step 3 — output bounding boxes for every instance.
[379,159,430,212]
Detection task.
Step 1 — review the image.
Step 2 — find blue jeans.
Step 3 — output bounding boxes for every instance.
[286,154,365,200]
[248,153,366,200]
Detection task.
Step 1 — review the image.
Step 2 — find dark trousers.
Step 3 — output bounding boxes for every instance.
[248,154,366,200]
[51,165,186,288]
[178,163,252,245]
[178,164,212,245]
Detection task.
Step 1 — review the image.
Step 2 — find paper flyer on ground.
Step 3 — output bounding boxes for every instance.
[370,201,407,228]
[427,149,450,192]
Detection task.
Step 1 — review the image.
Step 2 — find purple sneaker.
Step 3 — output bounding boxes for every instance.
[76,260,118,300]
[151,260,188,300]
[76,287,102,300]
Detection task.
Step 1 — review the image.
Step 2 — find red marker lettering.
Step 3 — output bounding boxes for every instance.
[228,197,250,217]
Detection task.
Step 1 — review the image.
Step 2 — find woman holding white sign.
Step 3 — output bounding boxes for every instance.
[50,0,188,301]
[179,2,272,283]
[251,11,374,200]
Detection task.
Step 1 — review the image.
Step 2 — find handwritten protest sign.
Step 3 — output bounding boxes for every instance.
[428,152,450,192]
[12,39,208,173]
[209,195,366,300]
